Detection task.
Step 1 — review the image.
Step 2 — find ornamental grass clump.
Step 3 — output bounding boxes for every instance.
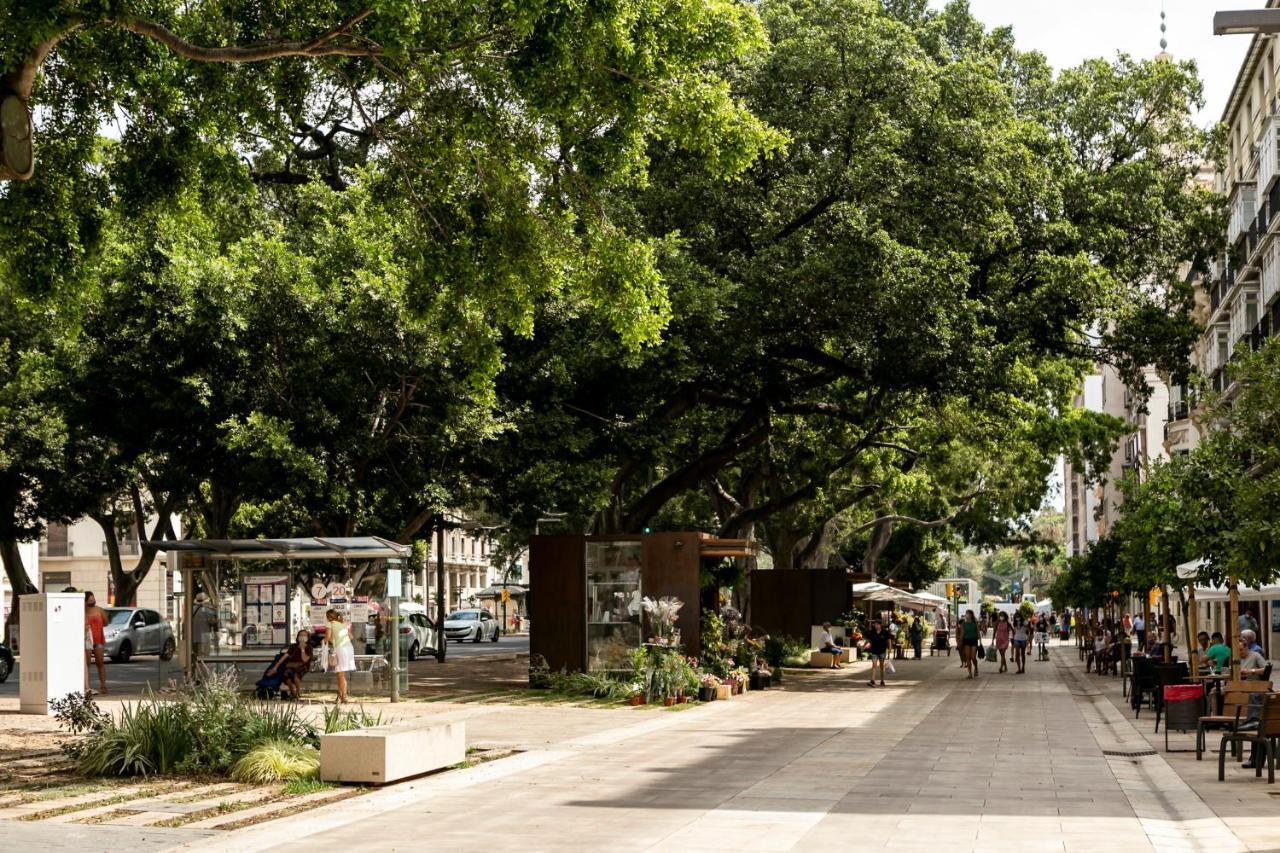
[52,672,379,779]
[230,740,320,784]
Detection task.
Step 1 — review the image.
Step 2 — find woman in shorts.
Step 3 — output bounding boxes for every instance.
[1011,614,1029,674]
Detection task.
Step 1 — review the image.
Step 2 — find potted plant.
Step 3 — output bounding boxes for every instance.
[699,674,720,702]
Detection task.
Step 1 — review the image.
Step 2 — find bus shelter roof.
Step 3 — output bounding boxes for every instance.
[148,536,410,561]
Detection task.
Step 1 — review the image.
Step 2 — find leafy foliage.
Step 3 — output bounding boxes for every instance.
[231,740,320,784]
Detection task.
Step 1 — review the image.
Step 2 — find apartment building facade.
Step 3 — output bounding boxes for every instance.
[1207,8,1280,397]
[1062,364,1169,559]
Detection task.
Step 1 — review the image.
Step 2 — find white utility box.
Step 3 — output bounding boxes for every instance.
[20,593,85,715]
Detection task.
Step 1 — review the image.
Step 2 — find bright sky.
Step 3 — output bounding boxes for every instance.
[929,0,1264,126]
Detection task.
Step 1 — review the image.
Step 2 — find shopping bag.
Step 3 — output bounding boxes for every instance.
[319,640,330,673]
[886,658,896,674]
[985,645,997,663]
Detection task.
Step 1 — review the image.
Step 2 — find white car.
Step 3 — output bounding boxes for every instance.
[398,605,438,660]
[443,609,500,643]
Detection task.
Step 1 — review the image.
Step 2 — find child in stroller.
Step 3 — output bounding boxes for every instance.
[255,629,313,700]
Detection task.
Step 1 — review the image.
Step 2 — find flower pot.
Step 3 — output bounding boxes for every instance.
[663,697,676,707]
[629,694,644,706]
[699,686,717,702]
[681,695,691,704]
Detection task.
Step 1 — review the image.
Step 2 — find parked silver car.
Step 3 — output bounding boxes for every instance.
[104,607,176,663]
[443,609,499,643]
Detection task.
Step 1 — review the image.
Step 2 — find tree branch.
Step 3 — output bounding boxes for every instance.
[108,14,383,63]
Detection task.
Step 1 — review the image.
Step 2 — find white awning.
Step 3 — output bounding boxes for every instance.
[851,582,942,611]
[1163,583,1280,603]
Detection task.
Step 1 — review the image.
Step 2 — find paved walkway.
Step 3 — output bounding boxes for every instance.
[140,642,1280,853]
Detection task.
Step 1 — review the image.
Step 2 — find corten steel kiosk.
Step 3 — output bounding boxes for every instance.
[528,533,755,673]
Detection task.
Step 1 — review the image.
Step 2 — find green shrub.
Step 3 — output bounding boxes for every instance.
[763,635,810,668]
[55,672,332,778]
[322,705,384,736]
[231,740,320,784]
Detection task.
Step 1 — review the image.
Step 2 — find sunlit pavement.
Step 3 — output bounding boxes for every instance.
[145,639,1280,853]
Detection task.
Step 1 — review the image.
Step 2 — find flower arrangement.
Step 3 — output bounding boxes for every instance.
[644,596,684,644]
[700,673,721,687]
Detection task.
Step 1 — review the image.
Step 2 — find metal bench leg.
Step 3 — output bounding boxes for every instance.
[1219,734,1230,781]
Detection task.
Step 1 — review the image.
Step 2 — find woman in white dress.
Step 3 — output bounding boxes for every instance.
[325,608,356,703]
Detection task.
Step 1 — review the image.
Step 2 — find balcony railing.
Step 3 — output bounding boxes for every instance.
[102,540,142,556]
[38,541,73,557]
[1167,400,1190,422]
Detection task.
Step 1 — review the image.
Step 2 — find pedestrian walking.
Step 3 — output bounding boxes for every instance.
[1012,614,1030,674]
[960,609,980,679]
[83,590,108,696]
[1132,612,1145,650]
[994,611,1011,673]
[866,618,891,687]
[908,616,924,660]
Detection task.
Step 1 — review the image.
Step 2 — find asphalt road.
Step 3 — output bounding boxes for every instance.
[0,634,529,697]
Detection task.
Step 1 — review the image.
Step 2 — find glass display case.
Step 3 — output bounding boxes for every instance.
[585,541,642,671]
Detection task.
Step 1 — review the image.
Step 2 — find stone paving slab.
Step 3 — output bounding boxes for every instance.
[11,640,1280,850]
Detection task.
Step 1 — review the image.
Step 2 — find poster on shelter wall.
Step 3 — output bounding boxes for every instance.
[1270,601,1280,634]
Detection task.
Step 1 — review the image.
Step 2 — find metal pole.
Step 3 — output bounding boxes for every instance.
[435,521,448,663]
[390,580,401,703]
[1186,586,1199,676]
[1161,585,1171,663]
[1229,575,1240,681]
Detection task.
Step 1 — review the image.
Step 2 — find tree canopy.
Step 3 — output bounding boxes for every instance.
[0,0,1227,603]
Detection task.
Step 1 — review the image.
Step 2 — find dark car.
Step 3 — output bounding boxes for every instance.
[0,641,12,682]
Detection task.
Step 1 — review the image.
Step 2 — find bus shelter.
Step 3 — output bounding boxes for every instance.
[153,537,412,699]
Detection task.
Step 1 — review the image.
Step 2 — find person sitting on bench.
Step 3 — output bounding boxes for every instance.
[818,622,843,669]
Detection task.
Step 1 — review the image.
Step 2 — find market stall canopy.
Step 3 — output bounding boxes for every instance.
[851,582,941,610]
[1162,581,1280,603]
[1176,558,1206,580]
[474,585,528,598]
[148,536,411,561]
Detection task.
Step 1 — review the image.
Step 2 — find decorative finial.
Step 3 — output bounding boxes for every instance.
[1160,10,1168,51]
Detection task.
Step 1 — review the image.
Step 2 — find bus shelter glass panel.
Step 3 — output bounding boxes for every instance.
[586,541,642,671]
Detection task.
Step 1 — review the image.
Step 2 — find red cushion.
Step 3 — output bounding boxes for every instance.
[1164,684,1204,701]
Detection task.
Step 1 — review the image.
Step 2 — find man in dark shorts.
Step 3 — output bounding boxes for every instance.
[866,619,891,687]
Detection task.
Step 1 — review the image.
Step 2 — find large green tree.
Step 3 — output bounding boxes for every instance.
[483,0,1216,578]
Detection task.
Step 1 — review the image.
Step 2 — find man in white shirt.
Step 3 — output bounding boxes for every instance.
[1133,614,1146,651]
[818,622,843,669]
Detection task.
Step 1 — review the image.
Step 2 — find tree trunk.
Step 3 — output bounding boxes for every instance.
[1,535,37,641]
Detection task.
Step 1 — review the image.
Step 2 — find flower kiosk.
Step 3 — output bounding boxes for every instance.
[528,532,756,674]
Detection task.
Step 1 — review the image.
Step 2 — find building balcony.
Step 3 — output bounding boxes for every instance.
[1261,116,1280,194]
[1229,182,1258,246]
[38,541,73,557]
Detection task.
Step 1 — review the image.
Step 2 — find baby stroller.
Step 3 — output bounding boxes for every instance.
[255,650,291,699]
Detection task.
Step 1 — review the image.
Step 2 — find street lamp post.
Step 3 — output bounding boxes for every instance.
[1214,10,1280,35]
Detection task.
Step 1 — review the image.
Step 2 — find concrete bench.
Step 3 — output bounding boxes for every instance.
[809,651,838,668]
[321,720,465,785]
[808,648,853,667]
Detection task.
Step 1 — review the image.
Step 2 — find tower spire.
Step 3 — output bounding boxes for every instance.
[1156,4,1173,62]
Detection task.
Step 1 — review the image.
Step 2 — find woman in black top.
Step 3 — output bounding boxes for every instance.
[866,619,891,687]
